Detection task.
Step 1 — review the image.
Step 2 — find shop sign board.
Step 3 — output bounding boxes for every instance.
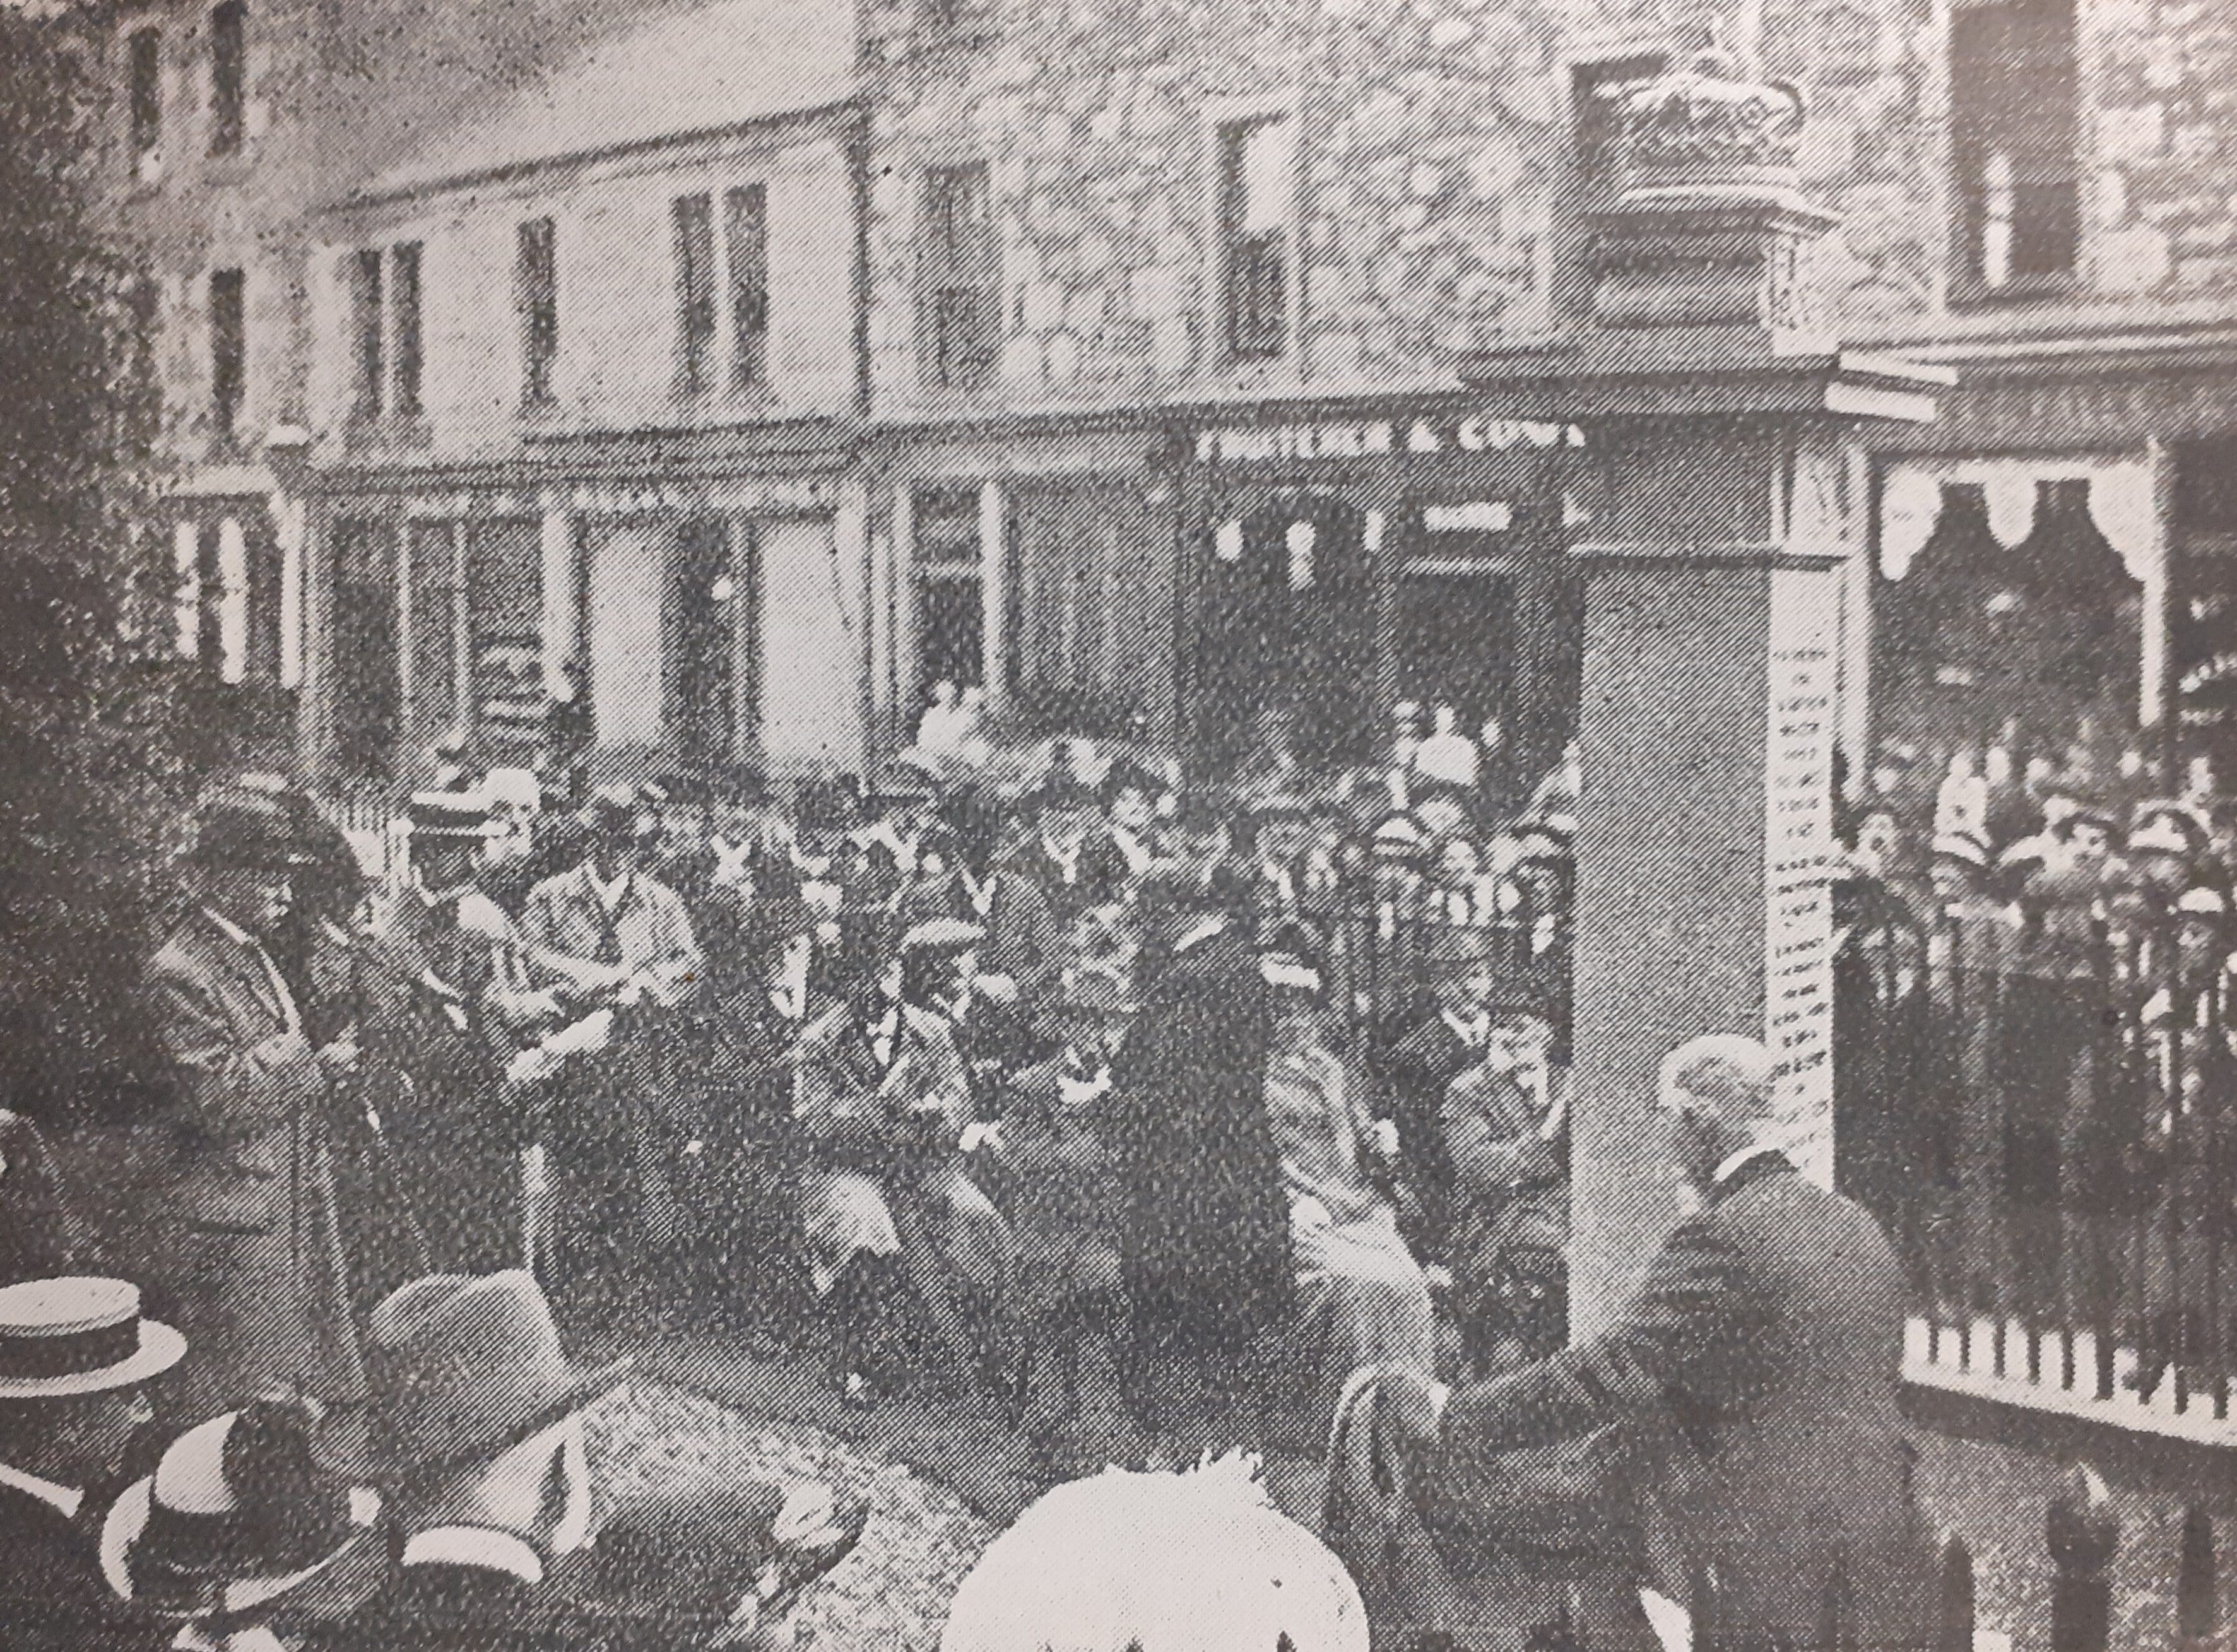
[1193,412,1586,465]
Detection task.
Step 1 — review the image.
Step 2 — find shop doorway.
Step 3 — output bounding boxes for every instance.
[331,519,401,782]
[1190,494,1378,778]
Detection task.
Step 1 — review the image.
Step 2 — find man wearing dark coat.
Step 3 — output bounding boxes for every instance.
[358,792,557,1280]
[1376,928,1502,1264]
[140,791,365,1420]
[983,776,1128,1017]
[1105,865,1292,1456]
[1425,1034,1930,1651]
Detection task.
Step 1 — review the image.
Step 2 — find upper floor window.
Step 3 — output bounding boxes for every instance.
[922,162,997,391]
[1951,0,2079,298]
[209,266,245,436]
[208,1,245,158]
[671,186,772,398]
[672,193,718,396]
[919,0,996,34]
[349,241,423,423]
[516,216,558,409]
[725,185,770,391]
[1217,114,1295,363]
[127,28,162,167]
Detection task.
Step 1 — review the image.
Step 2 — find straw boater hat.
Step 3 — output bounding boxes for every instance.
[101,1396,379,1621]
[2178,885,2231,920]
[406,790,504,843]
[2128,800,2209,861]
[363,1271,630,1488]
[1929,829,1991,871]
[0,1277,185,1400]
[898,917,985,957]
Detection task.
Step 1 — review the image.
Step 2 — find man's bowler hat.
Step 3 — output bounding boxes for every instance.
[177,794,311,873]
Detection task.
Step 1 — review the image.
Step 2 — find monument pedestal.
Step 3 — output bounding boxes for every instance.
[1459,46,1949,1333]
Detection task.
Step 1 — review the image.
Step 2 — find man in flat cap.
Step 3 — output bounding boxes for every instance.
[141,791,365,1419]
[516,787,704,1327]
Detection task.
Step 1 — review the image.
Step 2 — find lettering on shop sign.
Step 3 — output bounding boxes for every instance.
[557,478,839,517]
[1763,597,1837,1182]
[1192,414,1588,465]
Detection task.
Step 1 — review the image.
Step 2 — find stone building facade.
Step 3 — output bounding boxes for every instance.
[88,0,2237,791]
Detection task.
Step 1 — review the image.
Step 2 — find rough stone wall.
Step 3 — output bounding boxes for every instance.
[1761,0,1943,329]
[865,0,2237,384]
[2085,0,2237,297]
[863,0,1584,411]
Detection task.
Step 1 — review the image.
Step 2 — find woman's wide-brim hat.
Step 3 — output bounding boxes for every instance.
[0,1277,186,1399]
[100,1397,380,1620]
[364,1270,631,1487]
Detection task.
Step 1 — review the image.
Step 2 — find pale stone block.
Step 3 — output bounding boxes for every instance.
[1150,312,1195,377]
[2099,221,2171,293]
[1046,329,1082,381]
[1090,105,1124,141]
[1128,264,1179,318]
[1001,334,1044,381]
[1071,283,1114,331]
[1021,280,1065,331]
[2098,102,2166,160]
[1498,72,1558,126]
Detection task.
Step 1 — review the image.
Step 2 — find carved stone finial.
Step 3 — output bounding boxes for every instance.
[1612,45,1809,209]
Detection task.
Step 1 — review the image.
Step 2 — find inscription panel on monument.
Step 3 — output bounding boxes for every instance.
[1764,571,1836,1186]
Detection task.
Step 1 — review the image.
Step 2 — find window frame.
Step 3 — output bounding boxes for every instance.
[1213,113,1298,366]
[348,247,385,422]
[516,216,559,411]
[391,240,424,418]
[918,161,1000,392]
[209,266,245,439]
[724,182,771,392]
[908,484,991,703]
[671,192,719,398]
[126,26,162,165]
[208,0,246,160]
[1947,0,2082,305]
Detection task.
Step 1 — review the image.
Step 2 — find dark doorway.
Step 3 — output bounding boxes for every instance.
[331,519,401,782]
[1192,495,1378,778]
[668,517,755,768]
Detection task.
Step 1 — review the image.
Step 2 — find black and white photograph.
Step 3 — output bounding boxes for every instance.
[0,0,2231,1644]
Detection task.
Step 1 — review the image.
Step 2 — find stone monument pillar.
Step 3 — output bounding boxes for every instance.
[1464,48,1948,1333]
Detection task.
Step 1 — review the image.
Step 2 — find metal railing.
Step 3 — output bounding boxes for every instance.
[1836,906,2236,1427]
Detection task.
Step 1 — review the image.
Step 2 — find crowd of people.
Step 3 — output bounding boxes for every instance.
[0,700,1595,1648]
[0,688,2062,1648]
[1832,724,2237,1395]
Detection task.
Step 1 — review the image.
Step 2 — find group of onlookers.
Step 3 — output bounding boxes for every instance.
[1833,731,2237,1393]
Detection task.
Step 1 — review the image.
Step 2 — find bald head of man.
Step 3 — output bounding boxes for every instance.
[1654,1034,1781,1191]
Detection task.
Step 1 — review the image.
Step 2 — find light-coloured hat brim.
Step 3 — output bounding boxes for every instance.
[101,1476,381,1615]
[0,1318,186,1399]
